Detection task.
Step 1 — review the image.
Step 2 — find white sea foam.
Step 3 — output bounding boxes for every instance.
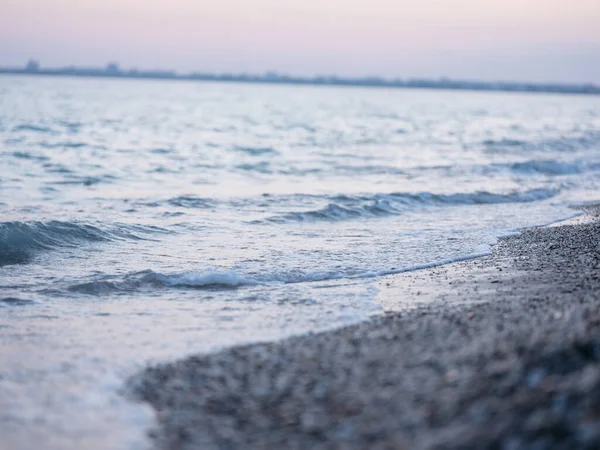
[149,269,263,288]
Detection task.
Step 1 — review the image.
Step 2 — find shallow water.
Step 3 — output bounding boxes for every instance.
[1,75,599,449]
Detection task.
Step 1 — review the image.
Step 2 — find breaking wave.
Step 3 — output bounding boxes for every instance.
[64,269,262,295]
[58,251,493,296]
[265,188,559,223]
[0,221,169,267]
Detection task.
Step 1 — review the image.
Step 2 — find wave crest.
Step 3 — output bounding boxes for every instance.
[505,159,593,176]
[0,221,169,267]
[64,269,262,295]
[265,188,558,223]
[57,252,498,295]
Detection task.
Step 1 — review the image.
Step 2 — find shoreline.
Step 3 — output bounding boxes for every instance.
[129,204,600,449]
[1,71,599,96]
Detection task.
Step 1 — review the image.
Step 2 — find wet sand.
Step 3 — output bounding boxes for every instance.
[129,205,600,450]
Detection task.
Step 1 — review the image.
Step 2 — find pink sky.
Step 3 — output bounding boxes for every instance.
[2,0,600,83]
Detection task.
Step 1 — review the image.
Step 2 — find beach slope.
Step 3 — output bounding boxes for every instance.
[130,206,600,450]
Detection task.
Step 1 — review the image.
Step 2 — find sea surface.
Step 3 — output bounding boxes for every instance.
[1,75,599,449]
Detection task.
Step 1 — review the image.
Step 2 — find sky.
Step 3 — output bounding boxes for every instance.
[1,0,600,83]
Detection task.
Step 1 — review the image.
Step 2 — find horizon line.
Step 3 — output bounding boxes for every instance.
[1,60,598,95]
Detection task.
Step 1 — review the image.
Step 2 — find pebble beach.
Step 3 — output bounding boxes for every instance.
[131,205,600,449]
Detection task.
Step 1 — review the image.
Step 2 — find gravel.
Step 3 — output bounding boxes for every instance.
[129,205,600,450]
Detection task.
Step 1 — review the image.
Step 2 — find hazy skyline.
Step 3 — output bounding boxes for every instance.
[2,0,600,83]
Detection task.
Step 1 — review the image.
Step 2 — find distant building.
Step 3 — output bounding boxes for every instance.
[106,63,120,74]
[25,59,40,72]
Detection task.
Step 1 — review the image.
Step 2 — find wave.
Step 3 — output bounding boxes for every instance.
[149,270,261,287]
[143,196,217,209]
[264,188,559,223]
[12,124,57,134]
[235,162,273,174]
[65,269,262,295]
[276,164,406,177]
[0,221,170,267]
[233,146,279,156]
[49,175,115,186]
[503,159,600,176]
[410,157,600,178]
[482,138,524,148]
[0,297,36,307]
[137,186,562,224]
[60,251,491,295]
[53,206,590,295]
[10,151,50,161]
[39,141,89,149]
[482,131,600,154]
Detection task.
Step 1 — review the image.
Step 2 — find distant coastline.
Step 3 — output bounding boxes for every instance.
[1,60,599,95]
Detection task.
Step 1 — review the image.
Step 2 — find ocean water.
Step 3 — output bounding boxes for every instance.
[1,75,599,449]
